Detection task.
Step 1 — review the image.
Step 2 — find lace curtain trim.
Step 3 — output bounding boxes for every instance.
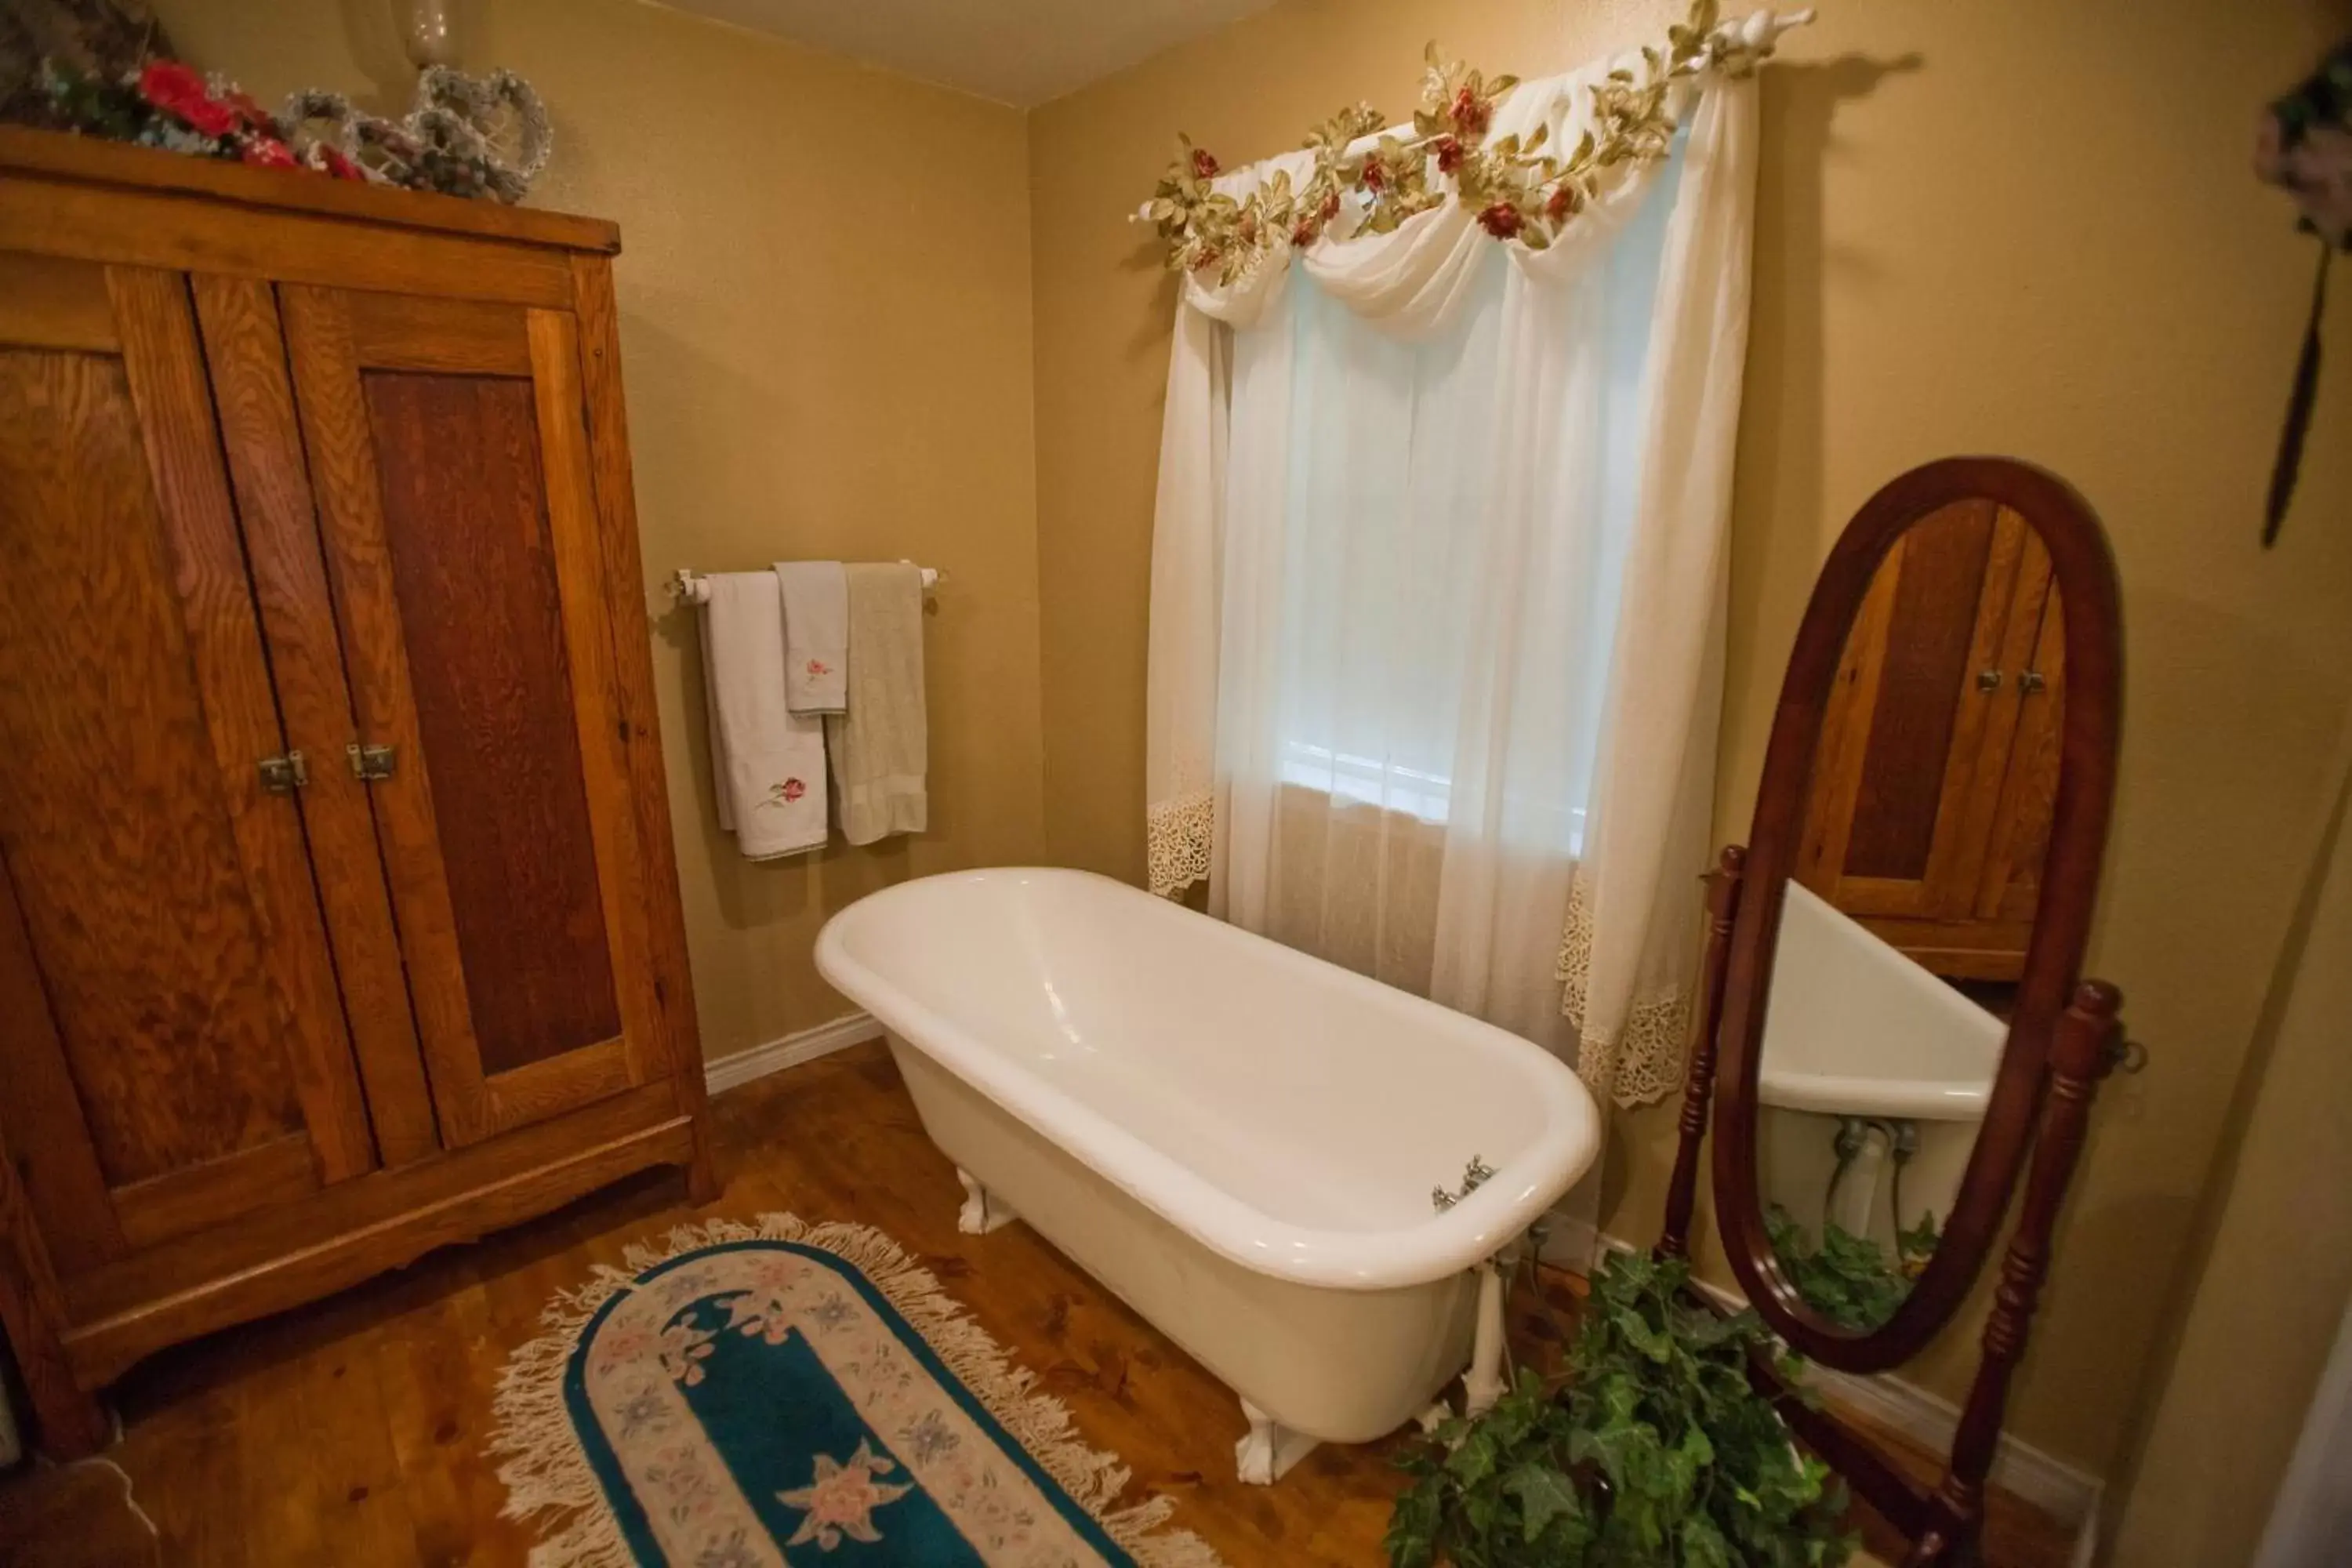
[1145,790,1213,898]
[1557,868,1693,1109]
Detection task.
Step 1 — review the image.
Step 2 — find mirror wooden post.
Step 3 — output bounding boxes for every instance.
[1657,457,2130,1566]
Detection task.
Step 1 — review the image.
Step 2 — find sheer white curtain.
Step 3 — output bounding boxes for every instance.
[1146,48,1759,1123]
[1207,158,1679,1058]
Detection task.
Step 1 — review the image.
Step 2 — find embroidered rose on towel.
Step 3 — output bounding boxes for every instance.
[759,778,808,808]
[805,659,831,677]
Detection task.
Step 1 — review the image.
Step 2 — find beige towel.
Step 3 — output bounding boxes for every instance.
[824,563,927,845]
[775,561,848,713]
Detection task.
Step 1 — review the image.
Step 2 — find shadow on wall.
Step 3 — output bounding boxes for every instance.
[1721,50,1921,831]
[1126,223,1181,362]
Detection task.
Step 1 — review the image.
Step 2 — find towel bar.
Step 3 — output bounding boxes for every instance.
[668,563,942,606]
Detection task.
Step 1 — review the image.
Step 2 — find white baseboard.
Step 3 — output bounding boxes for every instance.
[704,1010,882,1095]
[1534,1223,2104,1534]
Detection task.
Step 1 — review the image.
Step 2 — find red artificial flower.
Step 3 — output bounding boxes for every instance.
[1435,136,1465,175]
[1291,218,1318,246]
[137,60,205,107]
[240,136,297,169]
[1450,85,1490,137]
[138,60,238,138]
[320,146,365,181]
[1476,201,1524,239]
[1545,183,1580,222]
[1359,158,1386,191]
[219,86,274,132]
[1190,147,1220,180]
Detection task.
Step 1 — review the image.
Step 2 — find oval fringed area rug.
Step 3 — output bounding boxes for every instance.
[491,1214,1223,1568]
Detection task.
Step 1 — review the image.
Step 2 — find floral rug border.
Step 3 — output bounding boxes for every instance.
[488,1212,1225,1568]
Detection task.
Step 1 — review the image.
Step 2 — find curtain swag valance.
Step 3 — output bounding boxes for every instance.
[1142,1,1808,299]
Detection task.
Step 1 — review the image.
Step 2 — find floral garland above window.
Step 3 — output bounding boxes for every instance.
[1145,0,1791,286]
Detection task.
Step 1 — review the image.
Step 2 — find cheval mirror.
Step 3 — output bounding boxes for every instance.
[1656,457,2138,1565]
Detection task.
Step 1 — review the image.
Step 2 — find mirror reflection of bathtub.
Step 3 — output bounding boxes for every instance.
[1759,883,2005,1323]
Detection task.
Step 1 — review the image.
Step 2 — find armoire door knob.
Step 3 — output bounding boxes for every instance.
[2019,670,2047,695]
[1976,669,2002,692]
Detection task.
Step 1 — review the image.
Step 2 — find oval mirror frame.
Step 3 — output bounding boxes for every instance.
[1711,456,2122,1372]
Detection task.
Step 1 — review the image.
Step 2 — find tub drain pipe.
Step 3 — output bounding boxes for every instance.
[1464,1257,1509,1417]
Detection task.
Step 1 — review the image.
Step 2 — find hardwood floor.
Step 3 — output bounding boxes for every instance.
[0,1041,2076,1566]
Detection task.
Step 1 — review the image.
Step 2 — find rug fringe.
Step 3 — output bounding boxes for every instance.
[488,1212,1229,1568]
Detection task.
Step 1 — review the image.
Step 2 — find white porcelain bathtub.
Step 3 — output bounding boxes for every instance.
[1759,884,2004,1244]
[815,867,1600,1480]
[1760,884,2003,1121]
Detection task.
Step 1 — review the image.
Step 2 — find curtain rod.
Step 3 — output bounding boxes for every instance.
[1124,6,1817,223]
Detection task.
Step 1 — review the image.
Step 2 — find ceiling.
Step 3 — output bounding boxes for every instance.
[651,0,1278,107]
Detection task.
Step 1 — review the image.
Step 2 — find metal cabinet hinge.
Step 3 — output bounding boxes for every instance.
[347,742,398,782]
[258,750,308,793]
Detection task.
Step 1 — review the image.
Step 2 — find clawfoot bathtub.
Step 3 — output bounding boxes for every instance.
[815,869,1601,1483]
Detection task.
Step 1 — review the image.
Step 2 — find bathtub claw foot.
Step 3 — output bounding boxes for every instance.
[956,1168,1019,1234]
[1235,1399,1318,1485]
[1416,1399,1454,1434]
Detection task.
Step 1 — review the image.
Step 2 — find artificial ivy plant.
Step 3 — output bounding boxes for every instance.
[1764,1205,1941,1335]
[1385,1250,1854,1568]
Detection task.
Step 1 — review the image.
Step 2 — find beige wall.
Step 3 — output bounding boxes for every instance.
[2110,735,2352,1564]
[146,0,2351,1501]
[1029,0,2352,1479]
[154,0,1047,1062]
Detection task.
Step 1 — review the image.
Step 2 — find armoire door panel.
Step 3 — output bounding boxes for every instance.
[524,305,668,1093]
[1809,500,2049,927]
[1980,591,2065,924]
[1937,516,2053,918]
[1842,499,1998,886]
[0,259,376,1249]
[362,368,624,1079]
[191,274,441,1169]
[280,283,662,1145]
[278,282,493,1144]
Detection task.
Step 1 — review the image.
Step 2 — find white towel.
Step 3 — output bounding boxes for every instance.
[775,561,848,714]
[698,572,827,858]
[824,563,928,845]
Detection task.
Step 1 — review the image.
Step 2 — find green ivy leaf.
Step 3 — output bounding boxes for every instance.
[1504,1461,1582,1542]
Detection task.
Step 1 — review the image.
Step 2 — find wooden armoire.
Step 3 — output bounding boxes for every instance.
[0,128,712,1459]
[1794,495,2065,982]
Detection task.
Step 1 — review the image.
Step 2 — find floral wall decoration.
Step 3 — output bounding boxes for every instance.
[1145,0,1791,286]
